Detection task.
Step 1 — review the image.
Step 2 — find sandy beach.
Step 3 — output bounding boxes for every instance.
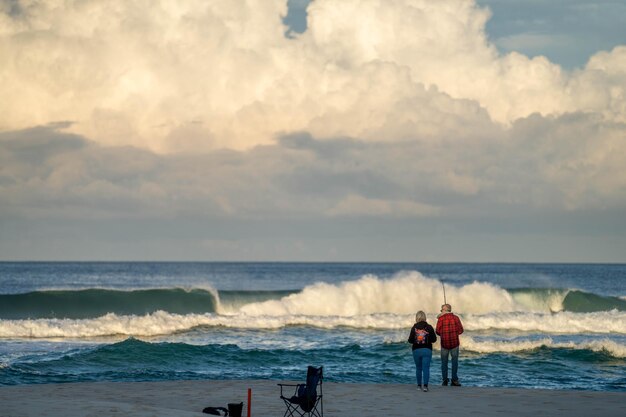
[1,379,624,417]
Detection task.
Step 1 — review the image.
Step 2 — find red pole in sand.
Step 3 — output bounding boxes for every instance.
[247,388,251,417]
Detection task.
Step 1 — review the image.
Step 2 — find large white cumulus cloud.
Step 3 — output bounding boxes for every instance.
[1,0,625,153]
[1,0,294,150]
[1,0,626,259]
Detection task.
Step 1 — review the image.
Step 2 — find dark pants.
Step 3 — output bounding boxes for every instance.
[440,346,459,381]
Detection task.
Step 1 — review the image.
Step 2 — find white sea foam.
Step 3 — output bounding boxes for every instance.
[0,311,408,338]
[3,312,625,359]
[236,271,622,316]
[238,271,518,316]
[508,289,570,312]
[2,309,626,339]
[464,310,626,334]
[462,335,626,358]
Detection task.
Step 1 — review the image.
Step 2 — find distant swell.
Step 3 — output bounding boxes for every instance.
[0,288,219,319]
[509,288,626,313]
[562,290,626,313]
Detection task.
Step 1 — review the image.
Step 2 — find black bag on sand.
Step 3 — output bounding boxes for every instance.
[202,402,243,417]
[228,402,243,417]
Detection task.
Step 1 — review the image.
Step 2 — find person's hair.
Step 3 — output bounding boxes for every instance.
[441,304,452,312]
[415,310,426,323]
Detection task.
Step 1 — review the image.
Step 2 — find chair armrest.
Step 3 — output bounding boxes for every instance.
[278,382,304,397]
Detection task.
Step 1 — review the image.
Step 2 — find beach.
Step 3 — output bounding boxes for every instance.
[1,379,625,417]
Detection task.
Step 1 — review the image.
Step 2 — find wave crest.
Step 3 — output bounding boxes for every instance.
[240,271,516,316]
[1,272,622,321]
[239,272,625,316]
[462,336,626,358]
[465,311,626,334]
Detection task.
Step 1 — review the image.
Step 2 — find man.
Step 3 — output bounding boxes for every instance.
[436,303,464,386]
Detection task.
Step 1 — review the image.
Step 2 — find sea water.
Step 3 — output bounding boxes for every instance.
[0,262,624,391]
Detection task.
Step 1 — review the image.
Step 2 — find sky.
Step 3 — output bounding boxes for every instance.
[1,0,625,262]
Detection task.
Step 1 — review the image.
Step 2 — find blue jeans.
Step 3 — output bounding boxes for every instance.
[440,346,459,381]
[412,348,432,386]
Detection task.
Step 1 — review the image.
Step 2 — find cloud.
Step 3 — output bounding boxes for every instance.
[1,0,626,261]
[2,111,625,225]
[327,194,440,218]
[1,0,625,153]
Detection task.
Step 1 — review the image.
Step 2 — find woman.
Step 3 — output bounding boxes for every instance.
[408,310,437,392]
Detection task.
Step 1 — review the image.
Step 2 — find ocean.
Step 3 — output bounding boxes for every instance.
[0,262,624,391]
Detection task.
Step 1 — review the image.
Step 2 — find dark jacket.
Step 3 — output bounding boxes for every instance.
[408,321,437,351]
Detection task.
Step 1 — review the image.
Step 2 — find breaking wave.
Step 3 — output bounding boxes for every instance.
[1,272,624,339]
[236,272,625,316]
[2,272,623,320]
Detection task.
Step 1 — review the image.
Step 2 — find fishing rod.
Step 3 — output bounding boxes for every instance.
[441,281,447,305]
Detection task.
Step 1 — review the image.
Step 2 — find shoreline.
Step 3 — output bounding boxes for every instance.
[1,379,624,417]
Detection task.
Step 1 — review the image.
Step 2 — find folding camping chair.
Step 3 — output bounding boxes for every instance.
[278,366,323,417]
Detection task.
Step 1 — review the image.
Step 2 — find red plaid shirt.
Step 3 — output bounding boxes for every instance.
[436,313,464,349]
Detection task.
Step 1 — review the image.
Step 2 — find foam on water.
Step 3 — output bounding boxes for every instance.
[239,271,517,315]
[464,310,626,334]
[2,309,626,339]
[238,271,624,315]
[508,288,569,312]
[462,336,626,358]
